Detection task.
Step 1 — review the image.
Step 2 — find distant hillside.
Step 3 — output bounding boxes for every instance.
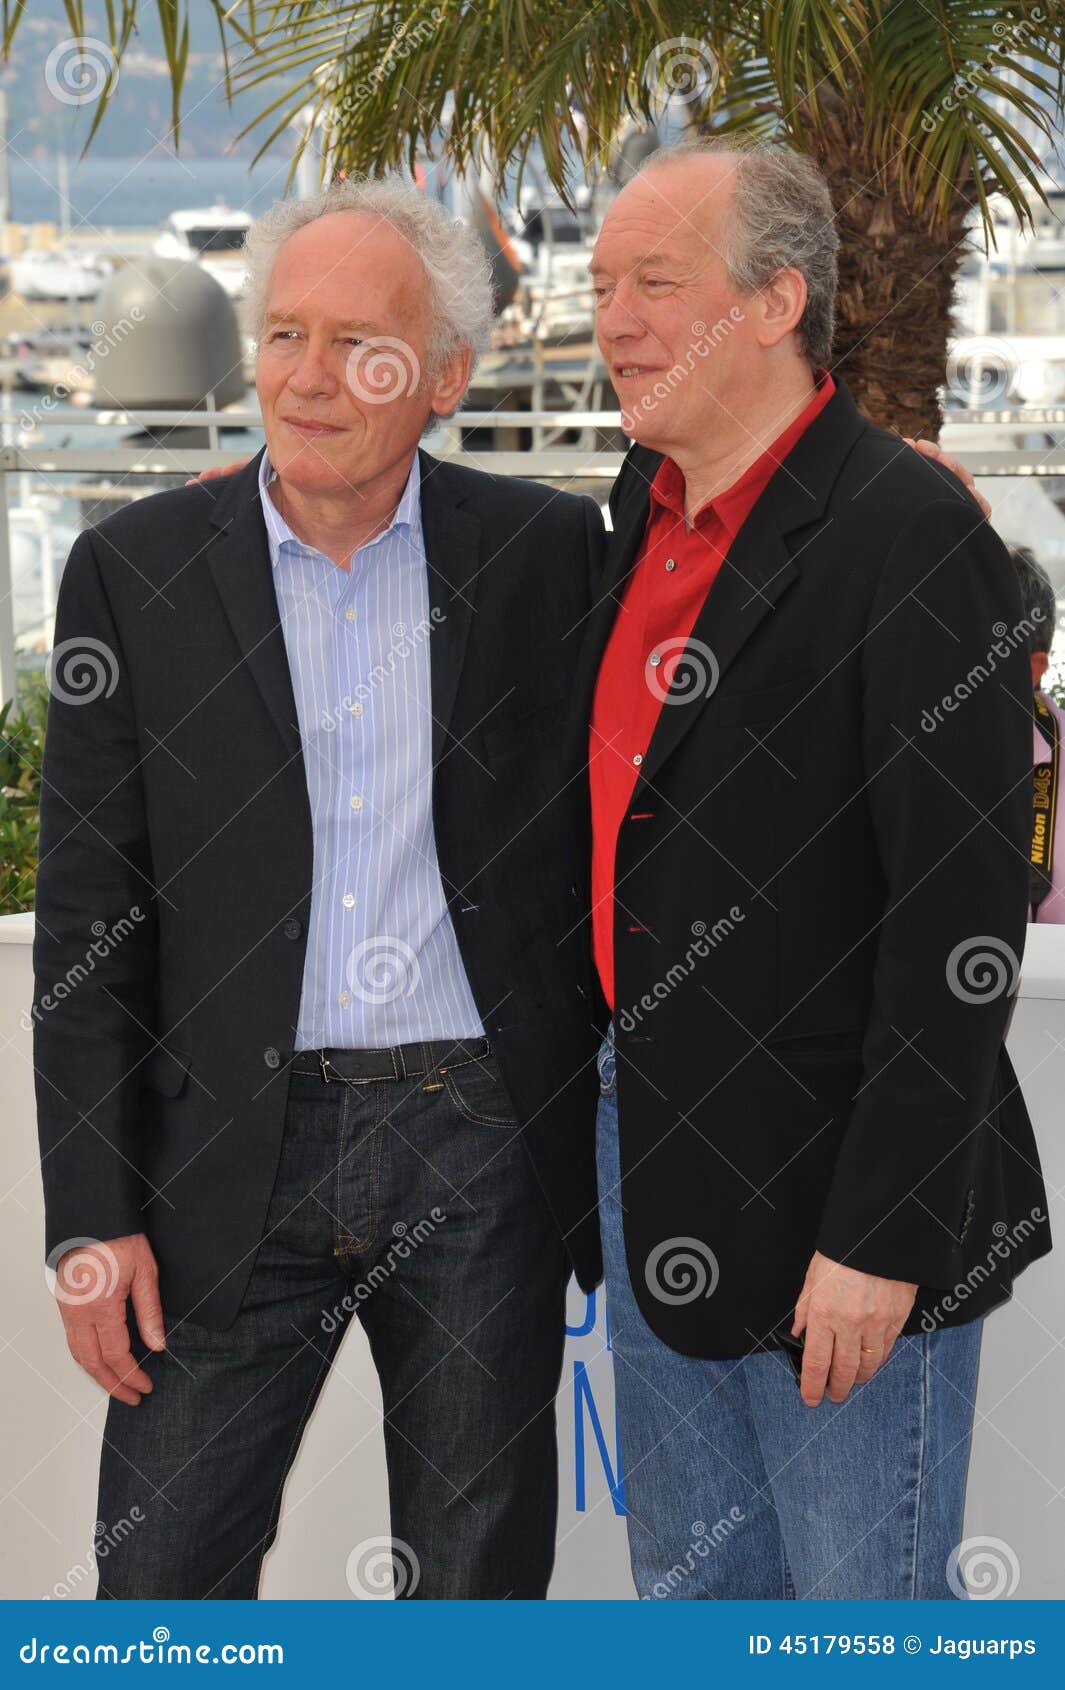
[0,0,278,159]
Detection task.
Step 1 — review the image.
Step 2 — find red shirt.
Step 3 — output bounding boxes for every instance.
[589,371,836,1008]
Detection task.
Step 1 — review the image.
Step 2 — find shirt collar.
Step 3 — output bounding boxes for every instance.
[258,446,422,570]
[649,369,836,541]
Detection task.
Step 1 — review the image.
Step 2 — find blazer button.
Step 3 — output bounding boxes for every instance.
[264,1046,281,1069]
[283,918,302,940]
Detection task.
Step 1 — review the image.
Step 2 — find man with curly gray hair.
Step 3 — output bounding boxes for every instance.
[34,177,605,1599]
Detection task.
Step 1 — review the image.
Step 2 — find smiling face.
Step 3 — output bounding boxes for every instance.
[255,209,471,498]
[591,155,773,456]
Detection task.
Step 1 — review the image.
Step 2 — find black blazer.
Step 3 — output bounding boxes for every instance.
[32,448,605,1330]
[571,376,1052,1358]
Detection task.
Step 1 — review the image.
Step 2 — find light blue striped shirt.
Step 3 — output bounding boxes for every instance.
[259,447,484,1050]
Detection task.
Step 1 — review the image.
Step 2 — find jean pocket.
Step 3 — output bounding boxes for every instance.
[442,1055,519,1128]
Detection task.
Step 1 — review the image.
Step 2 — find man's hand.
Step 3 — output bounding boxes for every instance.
[792,1250,917,1408]
[903,436,991,519]
[52,1234,165,1406]
[185,459,251,485]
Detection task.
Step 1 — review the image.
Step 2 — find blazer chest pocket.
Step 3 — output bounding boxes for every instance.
[140,1044,193,1098]
[709,676,816,730]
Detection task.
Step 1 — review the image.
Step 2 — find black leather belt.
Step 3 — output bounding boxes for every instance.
[288,1036,491,1085]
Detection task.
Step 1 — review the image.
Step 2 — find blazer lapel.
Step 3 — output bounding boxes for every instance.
[565,444,663,771]
[205,446,483,776]
[636,506,798,789]
[205,447,305,768]
[631,378,869,792]
[417,450,482,768]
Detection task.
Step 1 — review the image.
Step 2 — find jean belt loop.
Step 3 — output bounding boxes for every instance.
[422,1040,443,1093]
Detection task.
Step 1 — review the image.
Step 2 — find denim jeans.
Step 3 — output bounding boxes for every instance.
[95,1051,568,1599]
[596,1030,983,1600]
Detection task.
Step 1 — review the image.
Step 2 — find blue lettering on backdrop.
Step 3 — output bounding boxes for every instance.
[573,1360,625,1516]
[565,1287,614,1350]
[566,1289,597,1338]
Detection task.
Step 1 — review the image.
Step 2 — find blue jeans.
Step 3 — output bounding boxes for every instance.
[595,1032,983,1600]
[95,1051,568,1598]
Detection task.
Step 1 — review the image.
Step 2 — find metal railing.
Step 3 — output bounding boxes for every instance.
[2,404,1064,708]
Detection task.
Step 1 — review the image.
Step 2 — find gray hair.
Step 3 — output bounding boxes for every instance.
[243,176,495,405]
[638,141,839,367]
[1009,544,1056,655]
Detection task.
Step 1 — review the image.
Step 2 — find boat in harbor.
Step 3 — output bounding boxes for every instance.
[153,205,253,299]
[9,247,110,303]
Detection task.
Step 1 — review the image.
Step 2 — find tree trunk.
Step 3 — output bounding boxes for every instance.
[802,92,974,439]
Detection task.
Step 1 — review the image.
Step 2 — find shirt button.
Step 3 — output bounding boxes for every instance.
[263,1046,281,1069]
[344,607,357,622]
[282,918,302,940]
[338,990,352,1006]
[649,653,661,667]
[633,753,643,766]
[349,701,363,717]
[665,558,676,572]
[349,795,363,811]
[342,892,356,909]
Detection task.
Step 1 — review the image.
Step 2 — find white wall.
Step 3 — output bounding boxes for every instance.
[1,914,1061,1600]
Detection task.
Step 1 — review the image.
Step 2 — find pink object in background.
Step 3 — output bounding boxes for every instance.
[1032,690,1065,923]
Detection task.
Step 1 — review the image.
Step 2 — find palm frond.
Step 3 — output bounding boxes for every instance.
[0,0,1063,250]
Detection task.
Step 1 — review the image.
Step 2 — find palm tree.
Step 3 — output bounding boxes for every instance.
[5,2,1064,434]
